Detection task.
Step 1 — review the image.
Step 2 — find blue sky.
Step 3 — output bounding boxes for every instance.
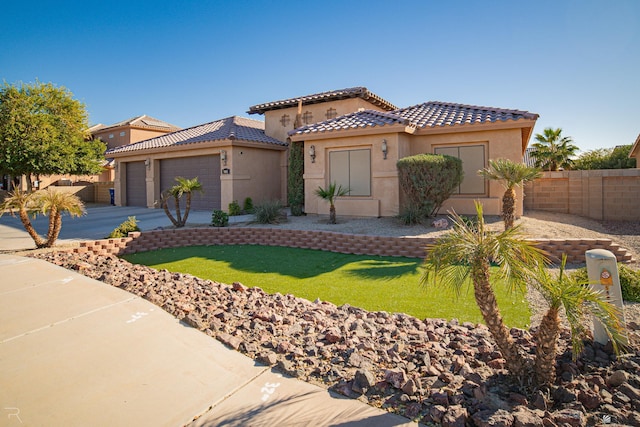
[2,0,638,152]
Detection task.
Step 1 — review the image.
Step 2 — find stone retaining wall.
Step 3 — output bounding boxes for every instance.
[69,227,633,264]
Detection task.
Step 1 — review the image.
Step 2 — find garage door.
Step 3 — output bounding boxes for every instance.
[126,161,147,207]
[160,155,220,211]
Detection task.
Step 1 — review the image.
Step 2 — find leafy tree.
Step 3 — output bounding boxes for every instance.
[0,81,106,191]
[573,144,636,170]
[421,202,546,378]
[287,141,305,216]
[315,182,348,224]
[0,188,85,248]
[479,159,541,230]
[530,128,578,171]
[532,255,626,385]
[161,177,203,227]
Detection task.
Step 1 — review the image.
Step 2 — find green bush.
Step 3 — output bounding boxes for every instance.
[211,210,229,227]
[228,200,242,216]
[243,197,254,214]
[571,263,640,302]
[397,154,463,217]
[398,203,427,225]
[254,199,284,224]
[287,141,305,216]
[107,216,140,238]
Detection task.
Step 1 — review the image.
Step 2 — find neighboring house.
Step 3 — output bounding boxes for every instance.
[91,115,180,150]
[629,133,640,162]
[108,87,539,217]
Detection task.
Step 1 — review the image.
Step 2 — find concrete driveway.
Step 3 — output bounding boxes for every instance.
[0,204,240,252]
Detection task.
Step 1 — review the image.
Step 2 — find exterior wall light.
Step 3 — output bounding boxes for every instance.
[381,139,388,160]
[145,158,151,168]
[309,145,316,163]
[220,150,227,166]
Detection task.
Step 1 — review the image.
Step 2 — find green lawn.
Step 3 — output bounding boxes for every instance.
[122,245,531,328]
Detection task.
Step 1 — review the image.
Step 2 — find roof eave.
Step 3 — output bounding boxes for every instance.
[289,123,412,142]
[629,134,640,159]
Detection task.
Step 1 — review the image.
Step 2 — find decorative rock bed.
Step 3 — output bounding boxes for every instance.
[34,251,640,426]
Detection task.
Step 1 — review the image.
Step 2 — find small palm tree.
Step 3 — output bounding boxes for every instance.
[0,188,85,248]
[161,177,203,227]
[532,255,626,385]
[421,202,547,378]
[315,182,348,224]
[479,159,541,230]
[531,127,579,171]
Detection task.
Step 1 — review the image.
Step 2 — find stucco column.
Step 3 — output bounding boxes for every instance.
[113,161,124,206]
[146,159,158,208]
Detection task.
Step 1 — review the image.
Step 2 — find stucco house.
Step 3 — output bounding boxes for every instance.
[629,133,640,161]
[90,115,180,151]
[107,87,539,217]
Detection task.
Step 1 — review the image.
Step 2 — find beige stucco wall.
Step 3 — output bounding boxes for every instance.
[95,127,175,150]
[264,98,391,142]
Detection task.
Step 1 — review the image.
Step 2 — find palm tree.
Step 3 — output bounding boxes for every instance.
[479,159,541,230]
[532,255,626,385]
[315,182,348,224]
[421,202,547,378]
[161,177,203,227]
[531,128,579,171]
[0,188,85,248]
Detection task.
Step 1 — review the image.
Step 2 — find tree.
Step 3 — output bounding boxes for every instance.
[0,188,85,248]
[0,81,106,191]
[530,128,579,171]
[421,202,547,378]
[479,159,541,230]
[573,145,636,170]
[161,176,203,227]
[532,255,626,385]
[315,182,348,224]
[287,141,305,216]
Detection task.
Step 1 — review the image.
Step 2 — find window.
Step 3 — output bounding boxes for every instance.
[120,131,126,137]
[280,114,290,127]
[326,108,337,119]
[329,149,371,196]
[302,111,313,124]
[434,145,486,195]
[108,133,114,139]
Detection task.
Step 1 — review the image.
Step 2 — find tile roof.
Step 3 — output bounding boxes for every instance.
[247,87,397,115]
[289,101,538,136]
[92,115,180,133]
[106,116,286,155]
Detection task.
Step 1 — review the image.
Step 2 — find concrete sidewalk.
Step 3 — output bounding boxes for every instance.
[0,254,419,427]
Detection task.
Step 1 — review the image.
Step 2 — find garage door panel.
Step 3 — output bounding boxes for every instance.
[126,162,147,207]
[160,156,220,211]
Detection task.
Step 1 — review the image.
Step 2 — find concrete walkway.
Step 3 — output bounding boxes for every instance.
[0,253,419,426]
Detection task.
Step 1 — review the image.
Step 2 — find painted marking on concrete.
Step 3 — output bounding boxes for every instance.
[126,309,155,324]
[260,381,281,402]
[0,277,75,296]
[1,296,138,343]
[3,407,22,424]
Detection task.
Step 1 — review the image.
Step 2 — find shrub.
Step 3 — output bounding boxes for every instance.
[211,210,229,227]
[397,154,463,217]
[287,141,305,216]
[228,200,241,216]
[243,197,254,214]
[254,199,284,224]
[571,263,640,302]
[107,216,140,238]
[398,203,427,225]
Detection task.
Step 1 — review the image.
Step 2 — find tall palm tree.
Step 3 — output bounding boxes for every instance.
[0,188,85,248]
[531,128,579,171]
[421,202,547,378]
[315,182,348,224]
[479,159,541,230]
[532,255,626,385]
[161,176,203,227]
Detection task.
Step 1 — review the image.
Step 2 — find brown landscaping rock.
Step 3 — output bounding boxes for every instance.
[442,405,468,427]
[472,409,515,427]
[512,407,544,427]
[606,369,628,387]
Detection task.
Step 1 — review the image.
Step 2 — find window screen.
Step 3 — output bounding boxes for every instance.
[329,149,371,196]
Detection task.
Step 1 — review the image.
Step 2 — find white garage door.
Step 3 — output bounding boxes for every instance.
[160,155,221,211]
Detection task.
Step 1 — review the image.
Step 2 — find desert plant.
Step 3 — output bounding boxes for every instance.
[228,200,241,216]
[107,216,140,238]
[161,176,203,228]
[315,182,348,224]
[211,210,229,227]
[0,188,85,248]
[398,202,427,225]
[571,263,640,303]
[287,141,305,216]
[254,199,283,224]
[479,159,541,230]
[532,255,626,385]
[243,197,254,214]
[422,201,547,378]
[397,154,463,217]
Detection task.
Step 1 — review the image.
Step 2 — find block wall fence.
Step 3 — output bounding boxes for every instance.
[69,227,633,264]
[524,169,640,221]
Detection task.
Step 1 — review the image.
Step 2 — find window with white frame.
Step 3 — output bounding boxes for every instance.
[434,145,486,195]
[329,149,371,196]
